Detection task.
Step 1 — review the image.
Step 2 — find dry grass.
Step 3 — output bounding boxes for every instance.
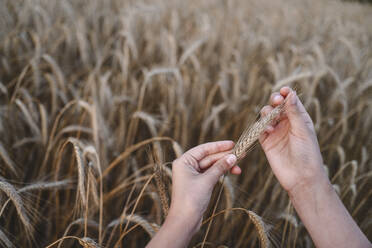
[0,0,372,247]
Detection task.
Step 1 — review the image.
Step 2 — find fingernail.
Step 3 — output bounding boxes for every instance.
[274,95,281,102]
[226,154,237,166]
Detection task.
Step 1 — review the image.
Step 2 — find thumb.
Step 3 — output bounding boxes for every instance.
[285,90,313,132]
[204,154,237,184]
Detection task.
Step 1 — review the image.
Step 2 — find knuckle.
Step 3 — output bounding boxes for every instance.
[199,145,208,155]
[183,153,198,166]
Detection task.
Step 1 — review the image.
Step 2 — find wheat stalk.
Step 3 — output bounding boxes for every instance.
[0,142,19,176]
[0,228,13,248]
[19,179,72,192]
[108,214,160,238]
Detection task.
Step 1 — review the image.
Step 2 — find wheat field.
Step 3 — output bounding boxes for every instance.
[0,0,371,247]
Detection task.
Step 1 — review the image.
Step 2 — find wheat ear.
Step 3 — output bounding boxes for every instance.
[78,237,101,248]
[151,146,169,218]
[0,179,32,236]
[248,211,270,248]
[233,100,286,160]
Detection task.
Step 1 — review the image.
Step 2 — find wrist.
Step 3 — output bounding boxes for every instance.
[147,205,202,248]
[288,172,333,203]
[164,205,202,237]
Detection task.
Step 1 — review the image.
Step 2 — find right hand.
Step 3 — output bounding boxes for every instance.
[259,86,329,195]
[147,141,240,248]
[169,141,240,229]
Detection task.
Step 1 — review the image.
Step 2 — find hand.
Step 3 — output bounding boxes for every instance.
[169,141,240,228]
[259,86,328,195]
[147,141,239,248]
[259,86,371,248]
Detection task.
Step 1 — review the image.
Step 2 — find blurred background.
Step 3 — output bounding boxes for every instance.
[0,0,371,247]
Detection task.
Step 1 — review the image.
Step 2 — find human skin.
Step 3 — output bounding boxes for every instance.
[146,140,240,247]
[259,87,371,248]
[147,87,371,248]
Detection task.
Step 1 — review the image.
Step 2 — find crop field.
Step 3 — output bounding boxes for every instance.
[0,0,371,247]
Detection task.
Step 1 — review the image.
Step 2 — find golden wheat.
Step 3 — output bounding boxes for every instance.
[0,0,371,247]
[233,100,286,161]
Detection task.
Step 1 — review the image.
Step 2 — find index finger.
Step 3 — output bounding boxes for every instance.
[184,140,234,161]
